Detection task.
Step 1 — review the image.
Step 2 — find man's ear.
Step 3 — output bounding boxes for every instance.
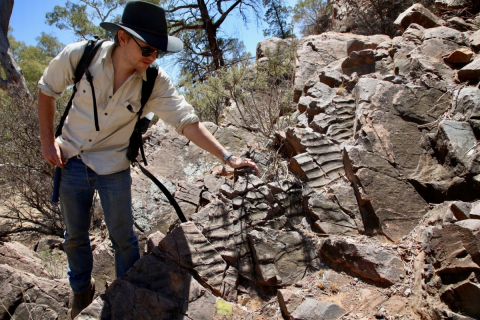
[118,30,130,46]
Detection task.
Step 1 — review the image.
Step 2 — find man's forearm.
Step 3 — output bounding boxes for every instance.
[38,89,66,167]
[38,89,57,145]
[182,121,259,175]
[182,122,229,162]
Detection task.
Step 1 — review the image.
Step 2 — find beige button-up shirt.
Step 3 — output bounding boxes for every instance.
[38,40,199,175]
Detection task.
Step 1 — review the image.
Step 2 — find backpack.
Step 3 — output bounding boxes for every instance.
[52,38,186,223]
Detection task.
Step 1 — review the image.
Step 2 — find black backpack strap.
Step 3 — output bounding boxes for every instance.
[126,63,159,166]
[137,163,187,223]
[55,38,106,138]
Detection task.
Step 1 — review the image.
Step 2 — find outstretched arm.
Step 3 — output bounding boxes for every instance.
[38,89,66,168]
[182,121,259,176]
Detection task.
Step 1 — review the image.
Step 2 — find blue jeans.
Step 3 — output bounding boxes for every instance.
[59,157,140,293]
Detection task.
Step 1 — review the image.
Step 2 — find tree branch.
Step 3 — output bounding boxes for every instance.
[214,0,242,28]
[166,4,199,13]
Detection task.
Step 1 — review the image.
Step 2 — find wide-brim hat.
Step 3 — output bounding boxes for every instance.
[100,0,183,53]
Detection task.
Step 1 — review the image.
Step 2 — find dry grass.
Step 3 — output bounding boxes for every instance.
[316,281,325,290]
[331,282,339,294]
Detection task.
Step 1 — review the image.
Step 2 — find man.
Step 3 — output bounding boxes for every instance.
[37,1,258,317]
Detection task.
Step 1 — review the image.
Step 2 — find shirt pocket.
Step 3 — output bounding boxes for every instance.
[74,78,102,106]
[125,98,142,114]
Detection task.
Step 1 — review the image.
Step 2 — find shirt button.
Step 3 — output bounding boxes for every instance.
[83,90,86,93]
[105,113,108,115]
[89,139,92,142]
[109,96,112,99]
[80,150,84,153]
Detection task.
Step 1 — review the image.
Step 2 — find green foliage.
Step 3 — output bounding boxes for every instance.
[7,31,64,90]
[262,0,294,39]
[180,40,296,139]
[292,0,331,36]
[178,71,228,125]
[38,246,66,279]
[45,0,130,40]
[174,30,249,83]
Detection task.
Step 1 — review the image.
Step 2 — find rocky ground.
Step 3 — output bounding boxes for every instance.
[1,2,480,320]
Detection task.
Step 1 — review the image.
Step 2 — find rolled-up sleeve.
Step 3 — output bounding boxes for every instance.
[144,68,199,135]
[38,41,86,100]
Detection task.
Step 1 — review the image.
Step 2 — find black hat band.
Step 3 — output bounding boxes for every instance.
[119,22,168,38]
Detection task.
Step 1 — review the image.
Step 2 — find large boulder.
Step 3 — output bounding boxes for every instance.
[319,238,406,286]
[0,264,70,319]
[248,227,318,286]
[0,241,50,278]
[344,148,428,241]
[394,3,443,32]
[423,26,469,45]
[257,37,294,60]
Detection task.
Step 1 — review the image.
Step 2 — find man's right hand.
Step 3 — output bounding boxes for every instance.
[42,140,66,168]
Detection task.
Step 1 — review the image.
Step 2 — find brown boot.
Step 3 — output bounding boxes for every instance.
[71,278,95,319]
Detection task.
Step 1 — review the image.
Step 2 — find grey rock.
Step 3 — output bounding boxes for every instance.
[458,57,480,83]
[392,84,450,124]
[0,264,69,320]
[453,87,480,120]
[319,69,345,88]
[448,16,479,31]
[435,0,470,14]
[450,201,473,220]
[470,29,480,49]
[307,193,357,235]
[434,120,477,169]
[288,135,344,189]
[257,37,293,59]
[145,230,165,254]
[344,148,428,241]
[248,228,317,286]
[319,238,406,286]
[277,289,304,320]
[423,26,469,45]
[291,299,345,320]
[403,23,426,44]
[0,241,50,278]
[394,3,443,32]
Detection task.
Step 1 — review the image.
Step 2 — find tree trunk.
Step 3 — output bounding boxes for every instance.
[0,0,31,101]
[197,0,225,70]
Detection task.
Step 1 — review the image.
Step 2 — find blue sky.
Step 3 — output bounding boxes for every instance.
[9,0,299,57]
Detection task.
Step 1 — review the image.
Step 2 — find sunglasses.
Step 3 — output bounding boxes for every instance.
[131,36,167,59]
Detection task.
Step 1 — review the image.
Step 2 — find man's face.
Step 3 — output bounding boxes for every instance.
[119,30,158,72]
